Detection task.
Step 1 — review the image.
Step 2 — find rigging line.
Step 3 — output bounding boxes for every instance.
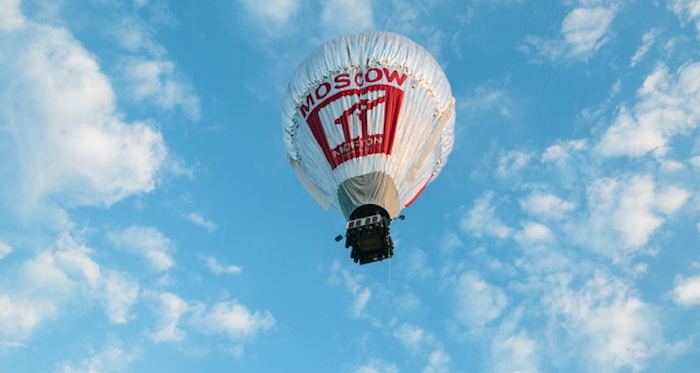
[352,261,359,299]
[325,210,334,235]
[388,256,392,287]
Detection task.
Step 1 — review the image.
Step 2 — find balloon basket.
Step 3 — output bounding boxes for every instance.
[344,205,395,265]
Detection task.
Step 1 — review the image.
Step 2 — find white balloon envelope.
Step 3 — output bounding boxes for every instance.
[282,31,456,264]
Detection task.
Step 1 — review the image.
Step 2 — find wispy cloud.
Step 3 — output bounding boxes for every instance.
[321,0,375,36]
[190,300,275,339]
[112,16,166,56]
[380,0,445,59]
[521,1,620,63]
[630,29,660,67]
[0,0,24,31]
[102,271,140,324]
[0,242,12,259]
[489,329,539,373]
[544,272,661,371]
[496,150,534,178]
[423,348,451,373]
[460,193,514,239]
[0,341,27,349]
[578,174,688,260]
[238,0,299,24]
[108,226,175,272]
[185,212,218,232]
[448,20,698,367]
[1,23,168,216]
[458,87,514,120]
[391,322,452,372]
[0,294,51,342]
[672,275,700,306]
[149,292,275,344]
[668,0,700,38]
[205,256,243,275]
[393,323,426,352]
[119,57,201,120]
[150,292,188,343]
[353,358,399,373]
[327,260,373,318]
[597,62,700,158]
[108,2,200,121]
[519,192,575,220]
[57,341,138,373]
[0,234,141,342]
[453,271,507,331]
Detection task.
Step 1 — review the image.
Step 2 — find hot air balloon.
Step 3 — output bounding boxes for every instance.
[282,31,455,264]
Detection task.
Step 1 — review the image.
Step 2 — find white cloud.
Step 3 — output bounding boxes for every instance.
[0,0,24,31]
[659,159,684,172]
[668,0,700,38]
[120,57,201,120]
[133,0,149,9]
[392,323,451,372]
[352,288,372,318]
[0,341,28,353]
[441,231,463,251]
[150,292,188,342]
[353,358,399,373]
[453,271,507,330]
[108,5,200,121]
[672,275,700,305]
[517,222,554,244]
[458,87,513,120]
[0,22,168,217]
[112,16,167,56]
[655,185,690,214]
[393,323,425,351]
[522,2,618,63]
[185,212,218,231]
[102,271,140,324]
[108,226,175,271]
[205,256,243,275]
[57,342,138,373]
[149,293,275,344]
[0,233,143,341]
[327,260,373,317]
[580,175,688,260]
[238,0,299,24]
[423,349,450,373]
[562,7,615,56]
[321,0,374,36]
[490,330,539,373]
[595,176,662,250]
[461,193,514,239]
[190,300,275,339]
[0,294,54,341]
[380,0,445,59]
[0,242,12,259]
[597,63,700,157]
[541,139,587,164]
[18,239,100,300]
[519,192,575,220]
[630,29,659,67]
[544,273,660,372]
[496,150,533,178]
[401,248,434,279]
[691,155,700,167]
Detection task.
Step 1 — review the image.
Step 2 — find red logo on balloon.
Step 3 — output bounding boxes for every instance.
[299,68,406,170]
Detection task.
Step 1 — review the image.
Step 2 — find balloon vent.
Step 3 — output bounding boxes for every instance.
[345,205,394,265]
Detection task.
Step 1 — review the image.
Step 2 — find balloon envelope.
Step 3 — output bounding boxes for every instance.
[282,31,455,220]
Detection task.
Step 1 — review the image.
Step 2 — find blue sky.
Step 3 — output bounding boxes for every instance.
[1,0,699,372]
